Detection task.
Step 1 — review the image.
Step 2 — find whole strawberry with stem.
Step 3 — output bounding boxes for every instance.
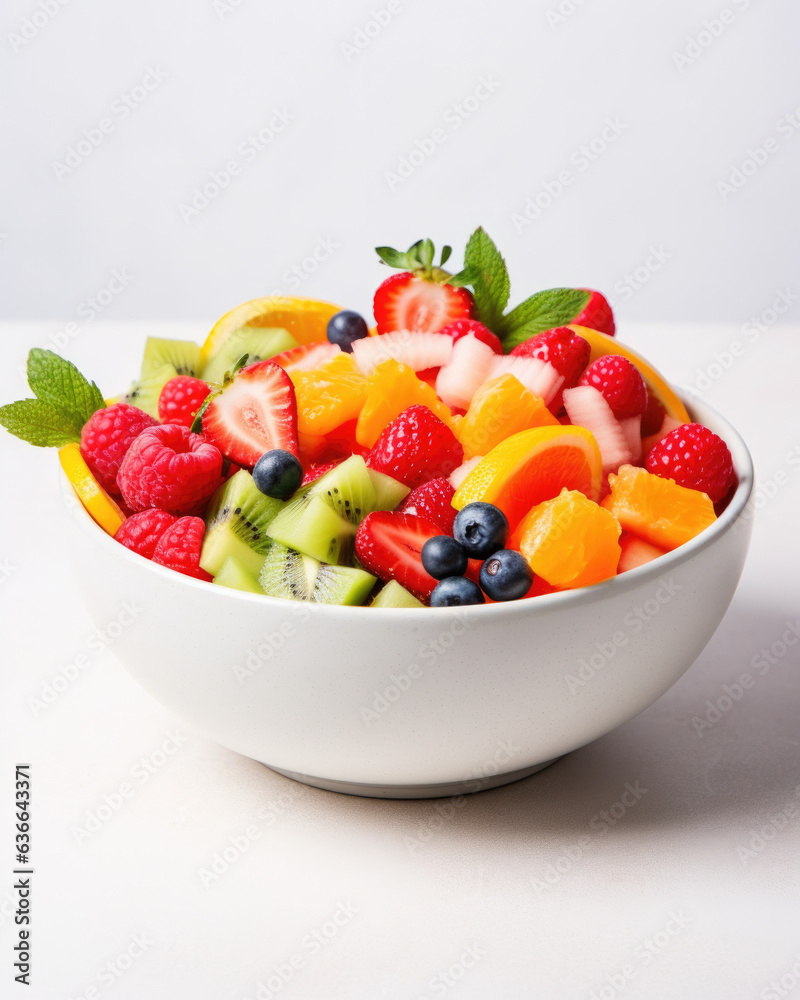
[373,239,475,335]
[158,376,211,427]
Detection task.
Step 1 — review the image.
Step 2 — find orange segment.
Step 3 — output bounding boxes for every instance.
[202,297,341,363]
[457,374,558,459]
[602,464,716,550]
[452,425,603,529]
[568,325,690,424]
[510,488,621,589]
[59,443,126,536]
[291,354,368,436]
[356,360,456,448]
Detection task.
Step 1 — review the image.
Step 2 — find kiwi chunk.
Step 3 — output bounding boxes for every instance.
[367,469,410,510]
[200,470,283,577]
[142,337,202,379]
[371,580,424,608]
[122,363,176,418]
[260,543,375,605]
[202,327,298,384]
[213,555,265,594]
[266,455,376,564]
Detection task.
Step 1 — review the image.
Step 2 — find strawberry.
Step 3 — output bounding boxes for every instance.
[578,355,647,419]
[158,376,211,427]
[367,404,463,488]
[373,239,474,335]
[640,391,666,437]
[572,289,615,336]
[645,423,735,503]
[355,511,442,602]
[301,459,343,486]
[202,360,298,468]
[398,478,457,534]
[438,319,502,354]
[510,327,590,411]
[271,342,341,374]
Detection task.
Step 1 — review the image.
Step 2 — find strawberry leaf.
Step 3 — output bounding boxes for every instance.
[462,227,510,331]
[499,288,592,350]
[375,246,409,269]
[0,399,83,447]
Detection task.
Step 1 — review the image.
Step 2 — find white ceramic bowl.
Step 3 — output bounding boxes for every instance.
[62,393,753,798]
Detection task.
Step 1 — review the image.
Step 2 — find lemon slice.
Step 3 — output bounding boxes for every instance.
[59,443,126,536]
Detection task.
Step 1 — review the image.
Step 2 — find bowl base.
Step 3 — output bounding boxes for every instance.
[264,757,563,799]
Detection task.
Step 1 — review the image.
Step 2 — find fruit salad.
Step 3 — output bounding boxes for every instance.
[1,228,737,608]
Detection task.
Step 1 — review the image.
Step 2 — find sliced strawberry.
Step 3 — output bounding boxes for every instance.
[366,404,463,488]
[202,360,298,468]
[373,272,474,335]
[398,478,457,534]
[271,341,342,374]
[351,330,453,375]
[355,511,442,602]
[438,318,503,354]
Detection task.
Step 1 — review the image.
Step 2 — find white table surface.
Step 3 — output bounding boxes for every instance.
[1,321,798,1000]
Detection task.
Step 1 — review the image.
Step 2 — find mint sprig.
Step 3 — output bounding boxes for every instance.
[455,227,592,351]
[0,349,105,448]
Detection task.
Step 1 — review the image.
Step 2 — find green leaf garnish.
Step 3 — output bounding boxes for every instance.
[499,288,592,350]
[0,399,83,447]
[460,227,510,331]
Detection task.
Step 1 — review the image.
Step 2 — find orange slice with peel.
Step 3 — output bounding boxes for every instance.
[452,424,603,529]
[568,325,690,424]
[59,443,126,536]
[201,296,341,363]
[457,374,558,459]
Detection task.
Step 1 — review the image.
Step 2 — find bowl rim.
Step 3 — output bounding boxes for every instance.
[62,390,754,620]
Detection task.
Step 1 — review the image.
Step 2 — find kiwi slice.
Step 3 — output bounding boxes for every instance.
[367,469,410,510]
[260,543,375,605]
[267,455,376,564]
[213,555,265,594]
[202,327,298,384]
[142,337,202,379]
[122,363,177,418]
[200,470,283,577]
[371,580,423,608]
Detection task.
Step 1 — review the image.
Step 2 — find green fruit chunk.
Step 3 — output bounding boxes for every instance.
[200,470,283,577]
[260,543,375,605]
[122,363,177,418]
[371,580,423,608]
[213,555,265,594]
[142,337,202,379]
[367,469,410,510]
[266,454,376,564]
[202,327,298,384]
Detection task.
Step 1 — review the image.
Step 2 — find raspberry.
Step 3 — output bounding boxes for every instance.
[398,477,457,534]
[114,509,177,558]
[158,376,212,427]
[578,355,647,419]
[437,319,503,354]
[645,423,735,503]
[511,327,591,389]
[367,404,463,488]
[80,403,158,496]
[152,516,212,581]
[117,424,224,515]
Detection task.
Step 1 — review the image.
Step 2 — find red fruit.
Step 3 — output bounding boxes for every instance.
[158,376,211,427]
[572,289,615,336]
[80,403,158,497]
[438,319,503,354]
[301,459,343,486]
[640,392,666,437]
[202,360,298,468]
[152,516,212,581]
[366,404,464,488]
[645,423,735,503]
[117,423,224,515]
[323,420,370,458]
[373,272,474,335]
[578,355,647,419]
[398,477,457,534]
[271,342,341,374]
[510,327,590,410]
[355,511,441,602]
[114,509,177,559]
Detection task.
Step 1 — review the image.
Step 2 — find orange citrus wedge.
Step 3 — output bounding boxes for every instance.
[59,443,126,536]
[452,425,603,529]
[568,325,690,423]
[201,296,341,363]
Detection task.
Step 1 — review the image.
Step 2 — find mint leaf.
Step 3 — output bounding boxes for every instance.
[462,228,510,331]
[0,399,83,447]
[499,288,591,350]
[27,349,105,426]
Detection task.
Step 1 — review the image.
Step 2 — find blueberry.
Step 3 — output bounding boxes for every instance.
[430,576,485,607]
[327,310,369,352]
[421,535,467,580]
[453,502,508,559]
[479,549,533,601]
[253,449,303,499]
